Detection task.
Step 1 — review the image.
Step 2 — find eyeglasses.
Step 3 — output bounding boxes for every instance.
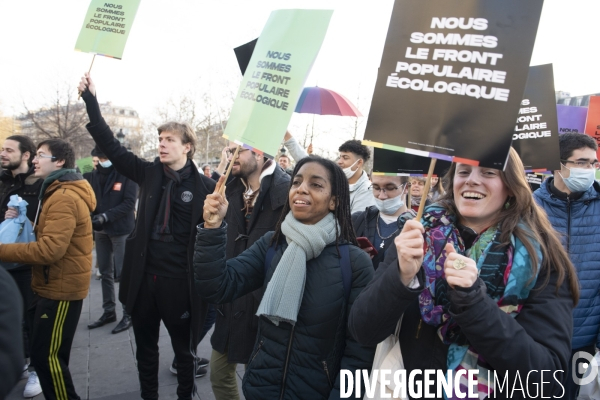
[372,185,400,195]
[561,159,600,170]
[225,147,250,158]
[33,154,56,161]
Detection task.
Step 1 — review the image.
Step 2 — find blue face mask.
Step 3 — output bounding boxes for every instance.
[559,165,595,193]
[99,160,112,168]
[374,184,407,215]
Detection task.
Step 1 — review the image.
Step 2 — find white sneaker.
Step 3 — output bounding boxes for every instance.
[23,371,42,397]
[20,364,29,380]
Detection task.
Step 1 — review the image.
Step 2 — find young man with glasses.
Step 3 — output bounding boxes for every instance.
[352,175,411,270]
[79,73,215,400]
[533,132,600,398]
[208,142,289,400]
[0,139,95,400]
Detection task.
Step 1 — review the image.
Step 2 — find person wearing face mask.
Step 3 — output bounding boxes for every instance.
[336,140,376,213]
[533,132,600,399]
[87,145,139,334]
[352,175,413,269]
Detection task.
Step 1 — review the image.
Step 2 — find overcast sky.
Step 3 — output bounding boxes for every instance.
[1,0,598,147]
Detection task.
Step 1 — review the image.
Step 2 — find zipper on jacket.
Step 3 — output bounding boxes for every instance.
[566,197,571,253]
[248,339,264,367]
[416,318,422,339]
[322,361,332,388]
[279,326,295,400]
[43,266,49,284]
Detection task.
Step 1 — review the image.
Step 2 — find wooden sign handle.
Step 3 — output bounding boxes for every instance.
[219,145,241,195]
[78,54,96,100]
[415,158,437,221]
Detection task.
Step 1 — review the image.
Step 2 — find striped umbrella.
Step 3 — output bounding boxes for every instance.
[294,87,362,116]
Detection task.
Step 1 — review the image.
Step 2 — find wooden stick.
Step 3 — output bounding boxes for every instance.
[415,158,437,221]
[78,54,96,100]
[219,145,240,195]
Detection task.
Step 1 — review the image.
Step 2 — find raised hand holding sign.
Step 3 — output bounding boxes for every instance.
[203,175,229,229]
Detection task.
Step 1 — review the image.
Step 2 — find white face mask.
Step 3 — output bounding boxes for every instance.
[99,160,112,168]
[374,184,407,215]
[343,159,360,180]
[559,165,595,193]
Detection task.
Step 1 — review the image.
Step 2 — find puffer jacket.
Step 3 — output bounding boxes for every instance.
[194,226,375,400]
[534,178,600,349]
[0,173,96,300]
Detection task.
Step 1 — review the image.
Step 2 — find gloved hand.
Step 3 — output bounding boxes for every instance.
[92,214,106,231]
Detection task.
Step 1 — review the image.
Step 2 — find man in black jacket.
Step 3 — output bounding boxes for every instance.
[209,142,289,400]
[0,135,42,397]
[87,145,138,334]
[79,74,215,400]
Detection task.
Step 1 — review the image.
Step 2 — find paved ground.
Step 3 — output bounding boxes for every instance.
[8,257,245,400]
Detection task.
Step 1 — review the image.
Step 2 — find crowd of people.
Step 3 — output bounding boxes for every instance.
[0,71,598,400]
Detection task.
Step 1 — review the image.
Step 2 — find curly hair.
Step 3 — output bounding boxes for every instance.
[338,140,370,162]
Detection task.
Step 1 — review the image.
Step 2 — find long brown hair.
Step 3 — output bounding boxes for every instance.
[438,148,579,304]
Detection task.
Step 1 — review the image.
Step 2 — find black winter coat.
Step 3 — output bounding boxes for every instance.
[0,266,23,399]
[348,231,575,399]
[0,167,42,224]
[85,116,216,345]
[194,226,375,400]
[212,165,289,363]
[0,167,42,271]
[90,166,138,236]
[351,206,401,270]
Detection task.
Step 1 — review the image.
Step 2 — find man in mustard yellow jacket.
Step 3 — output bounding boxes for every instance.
[0,138,96,400]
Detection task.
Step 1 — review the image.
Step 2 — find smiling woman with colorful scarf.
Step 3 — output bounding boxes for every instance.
[349,148,579,400]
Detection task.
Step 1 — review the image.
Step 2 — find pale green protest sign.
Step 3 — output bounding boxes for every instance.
[223,9,333,157]
[75,0,141,59]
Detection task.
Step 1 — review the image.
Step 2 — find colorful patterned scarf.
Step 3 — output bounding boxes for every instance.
[398,205,541,399]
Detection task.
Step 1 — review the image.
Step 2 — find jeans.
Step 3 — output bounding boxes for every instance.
[95,232,128,314]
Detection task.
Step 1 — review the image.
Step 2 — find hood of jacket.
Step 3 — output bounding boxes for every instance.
[44,172,96,213]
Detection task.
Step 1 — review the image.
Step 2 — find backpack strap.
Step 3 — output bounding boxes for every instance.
[264,242,277,275]
[264,242,352,302]
[339,244,351,302]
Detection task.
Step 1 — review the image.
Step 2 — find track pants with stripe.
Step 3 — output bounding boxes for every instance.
[27,295,83,400]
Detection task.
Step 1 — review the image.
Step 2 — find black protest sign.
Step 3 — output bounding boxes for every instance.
[373,147,452,176]
[511,64,560,171]
[234,38,258,76]
[363,0,543,169]
[526,173,544,192]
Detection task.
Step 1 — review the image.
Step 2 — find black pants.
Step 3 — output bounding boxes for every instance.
[132,274,195,400]
[9,267,34,359]
[27,295,83,400]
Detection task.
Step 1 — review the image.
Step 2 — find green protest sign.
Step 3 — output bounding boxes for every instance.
[76,157,94,174]
[223,9,333,157]
[74,0,141,59]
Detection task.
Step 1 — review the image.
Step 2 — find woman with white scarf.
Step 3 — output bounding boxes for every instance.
[194,155,375,400]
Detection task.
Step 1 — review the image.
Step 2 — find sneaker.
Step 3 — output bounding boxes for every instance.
[169,359,209,378]
[23,371,42,397]
[20,364,29,380]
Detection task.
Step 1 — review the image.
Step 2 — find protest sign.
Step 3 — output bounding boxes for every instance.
[76,157,94,174]
[557,105,588,134]
[75,0,141,59]
[584,96,600,160]
[511,64,560,172]
[223,9,333,157]
[234,38,258,76]
[526,173,545,191]
[363,0,543,169]
[372,147,451,177]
